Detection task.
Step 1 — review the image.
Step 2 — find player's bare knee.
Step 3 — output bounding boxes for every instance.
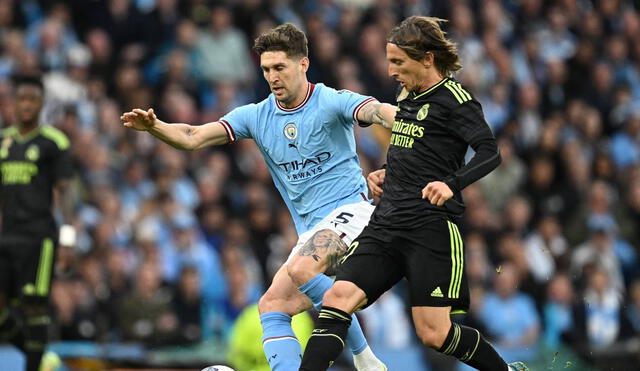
[322,281,363,310]
[286,257,318,287]
[416,323,450,348]
[327,282,347,300]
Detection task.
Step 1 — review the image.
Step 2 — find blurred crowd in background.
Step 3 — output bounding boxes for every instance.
[1,0,640,370]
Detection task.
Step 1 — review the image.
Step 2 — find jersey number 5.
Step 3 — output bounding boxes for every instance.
[333,212,354,225]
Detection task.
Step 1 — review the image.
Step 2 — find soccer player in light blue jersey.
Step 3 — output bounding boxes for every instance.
[122,23,396,371]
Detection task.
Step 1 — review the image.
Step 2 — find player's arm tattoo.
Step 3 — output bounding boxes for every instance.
[297,229,349,276]
[358,102,395,129]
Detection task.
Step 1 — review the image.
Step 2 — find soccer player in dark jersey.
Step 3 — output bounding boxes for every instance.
[0,75,74,371]
[300,17,529,371]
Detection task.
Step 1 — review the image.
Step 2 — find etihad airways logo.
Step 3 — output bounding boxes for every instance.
[390,119,425,149]
[277,151,331,181]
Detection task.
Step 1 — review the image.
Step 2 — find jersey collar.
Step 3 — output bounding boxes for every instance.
[275,83,315,112]
[3,125,40,143]
[412,77,448,100]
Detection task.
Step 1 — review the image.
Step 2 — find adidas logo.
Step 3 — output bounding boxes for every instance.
[430,287,444,297]
[313,329,328,333]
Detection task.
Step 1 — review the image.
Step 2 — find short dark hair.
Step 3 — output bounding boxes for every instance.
[253,23,308,58]
[12,74,44,92]
[388,16,461,77]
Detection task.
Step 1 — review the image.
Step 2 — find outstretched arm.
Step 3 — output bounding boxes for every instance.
[356,101,396,129]
[121,108,229,150]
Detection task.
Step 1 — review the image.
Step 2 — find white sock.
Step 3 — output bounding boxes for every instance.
[353,346,386,370]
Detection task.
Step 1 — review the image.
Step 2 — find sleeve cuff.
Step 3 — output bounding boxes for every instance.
[219,120,236,142]
[443,176,459,194]
[352,97,377,126]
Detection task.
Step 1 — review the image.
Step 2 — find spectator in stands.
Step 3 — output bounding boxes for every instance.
[480,139,527,211]
[569,266,634,351]
[542,273,574,348]
[219,245,263,335]
[571,214,628,295]
[626,279,640,335]
[172,265,203,344]
[160,212,227,303]
[620,179,640,247]
[195,6,252,85]
[610,111,640,170]
[524,215,568,284]
[117,262,175,344]
[359,291,428,371]
[476,263,540,363]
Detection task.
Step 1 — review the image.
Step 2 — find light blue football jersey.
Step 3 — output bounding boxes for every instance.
[219,83,376,233]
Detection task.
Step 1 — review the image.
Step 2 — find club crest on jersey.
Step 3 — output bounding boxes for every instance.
[25,144,39,161]
[283,122,297,140]
[417,103,430,120]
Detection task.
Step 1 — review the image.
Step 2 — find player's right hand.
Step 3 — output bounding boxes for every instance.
[121,108,157,131]
[367,169,385,197]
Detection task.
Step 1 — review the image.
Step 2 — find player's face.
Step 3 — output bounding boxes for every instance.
[15,84,43,125]
[386,43,430,93]
[260,51,309,105]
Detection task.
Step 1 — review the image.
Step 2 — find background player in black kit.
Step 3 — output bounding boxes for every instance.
[0,75,74,371]
[300,17,529,371]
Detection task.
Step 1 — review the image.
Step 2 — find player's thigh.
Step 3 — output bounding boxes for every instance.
[335,226,403,310]
[259,263,312,315]
[287,228,349,284]
[1,234,55,301]
[287,201,375,276]
[402,219,469,314]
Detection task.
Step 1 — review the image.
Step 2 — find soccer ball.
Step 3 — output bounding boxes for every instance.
[201,366,235,371]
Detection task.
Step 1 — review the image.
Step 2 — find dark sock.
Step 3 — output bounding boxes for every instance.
[299,306,352,371]
[438,323,508,371]
[24,314,50,371]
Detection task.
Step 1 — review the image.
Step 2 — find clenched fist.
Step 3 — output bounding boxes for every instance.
[421,181,453,206]
[367,169,385,197]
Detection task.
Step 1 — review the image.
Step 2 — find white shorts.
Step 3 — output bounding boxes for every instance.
[287,201,375,262]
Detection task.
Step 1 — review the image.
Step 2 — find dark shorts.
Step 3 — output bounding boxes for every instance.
[0,233,57,300]
[336,218,469,313]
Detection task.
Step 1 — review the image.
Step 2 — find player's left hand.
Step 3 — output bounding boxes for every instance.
[421,181,453,206]
[367,169,386,197]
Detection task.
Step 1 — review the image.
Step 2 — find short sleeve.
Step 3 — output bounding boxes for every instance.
[326,88,376,127]
[53,148,73,182]
[219,104,257,142]
[40,126,73,182]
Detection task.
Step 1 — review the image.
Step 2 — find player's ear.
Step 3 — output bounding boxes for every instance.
[423,52,434,68]
[300,56,310,73]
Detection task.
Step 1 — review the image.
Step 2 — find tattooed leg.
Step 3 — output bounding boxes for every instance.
[289,230,376,359]
[287,229,348,286]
